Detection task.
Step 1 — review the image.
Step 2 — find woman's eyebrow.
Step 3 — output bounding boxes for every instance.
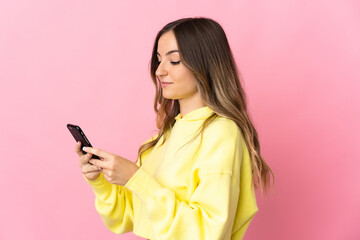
[156,50,179,56]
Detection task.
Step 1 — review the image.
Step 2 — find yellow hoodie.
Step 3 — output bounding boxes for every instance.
[86,106,258,239]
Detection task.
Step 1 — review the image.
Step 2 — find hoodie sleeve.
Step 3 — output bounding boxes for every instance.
[85,134,158,234]
[85,172,135,234]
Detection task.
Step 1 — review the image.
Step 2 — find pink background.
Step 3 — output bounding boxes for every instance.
[0,0,359,239]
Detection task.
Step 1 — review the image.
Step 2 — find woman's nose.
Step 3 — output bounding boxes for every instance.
[155,62,167,78]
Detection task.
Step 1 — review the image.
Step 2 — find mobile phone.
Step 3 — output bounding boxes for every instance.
[67,124,100,159]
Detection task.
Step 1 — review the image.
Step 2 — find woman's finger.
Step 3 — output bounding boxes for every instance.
[79,153,92,166]
[82,147,113,160]
[75,141,83,157]
[88,159,108,169]
[82,164,102,174]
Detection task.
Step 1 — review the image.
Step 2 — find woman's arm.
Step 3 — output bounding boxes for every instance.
[83,135,158,234]
[76,141,134,233]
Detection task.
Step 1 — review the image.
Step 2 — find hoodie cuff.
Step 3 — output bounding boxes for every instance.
[84,172,111,194]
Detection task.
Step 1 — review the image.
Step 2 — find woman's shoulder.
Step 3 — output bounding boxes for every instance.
[204,115,242,140]
[194,115,245,175]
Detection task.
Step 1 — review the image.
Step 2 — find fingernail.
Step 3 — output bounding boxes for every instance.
[82,147,87,151]
[77,141,80,145]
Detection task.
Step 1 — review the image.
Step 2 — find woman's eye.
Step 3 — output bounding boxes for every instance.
[157,60,180,65]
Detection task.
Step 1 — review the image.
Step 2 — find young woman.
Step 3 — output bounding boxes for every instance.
[76,17,274,240]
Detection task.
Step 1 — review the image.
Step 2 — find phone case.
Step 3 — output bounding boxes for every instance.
[67,124,100,159]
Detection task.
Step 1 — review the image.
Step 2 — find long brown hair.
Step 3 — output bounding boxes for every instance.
[138,17,274,192]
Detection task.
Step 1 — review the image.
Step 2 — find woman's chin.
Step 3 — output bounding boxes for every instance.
[162,94,177,100]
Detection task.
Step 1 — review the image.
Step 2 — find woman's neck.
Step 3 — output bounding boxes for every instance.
[178,93,206,117]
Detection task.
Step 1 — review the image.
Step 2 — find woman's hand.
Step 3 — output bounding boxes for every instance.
[75,141,102,181]
[82,146,140,186]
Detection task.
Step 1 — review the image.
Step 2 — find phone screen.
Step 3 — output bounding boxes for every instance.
[67,124,100,159]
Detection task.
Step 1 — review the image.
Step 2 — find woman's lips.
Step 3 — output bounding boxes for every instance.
[161,82,173,88]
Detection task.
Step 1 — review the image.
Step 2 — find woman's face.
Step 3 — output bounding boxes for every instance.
[156,30,200,102]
